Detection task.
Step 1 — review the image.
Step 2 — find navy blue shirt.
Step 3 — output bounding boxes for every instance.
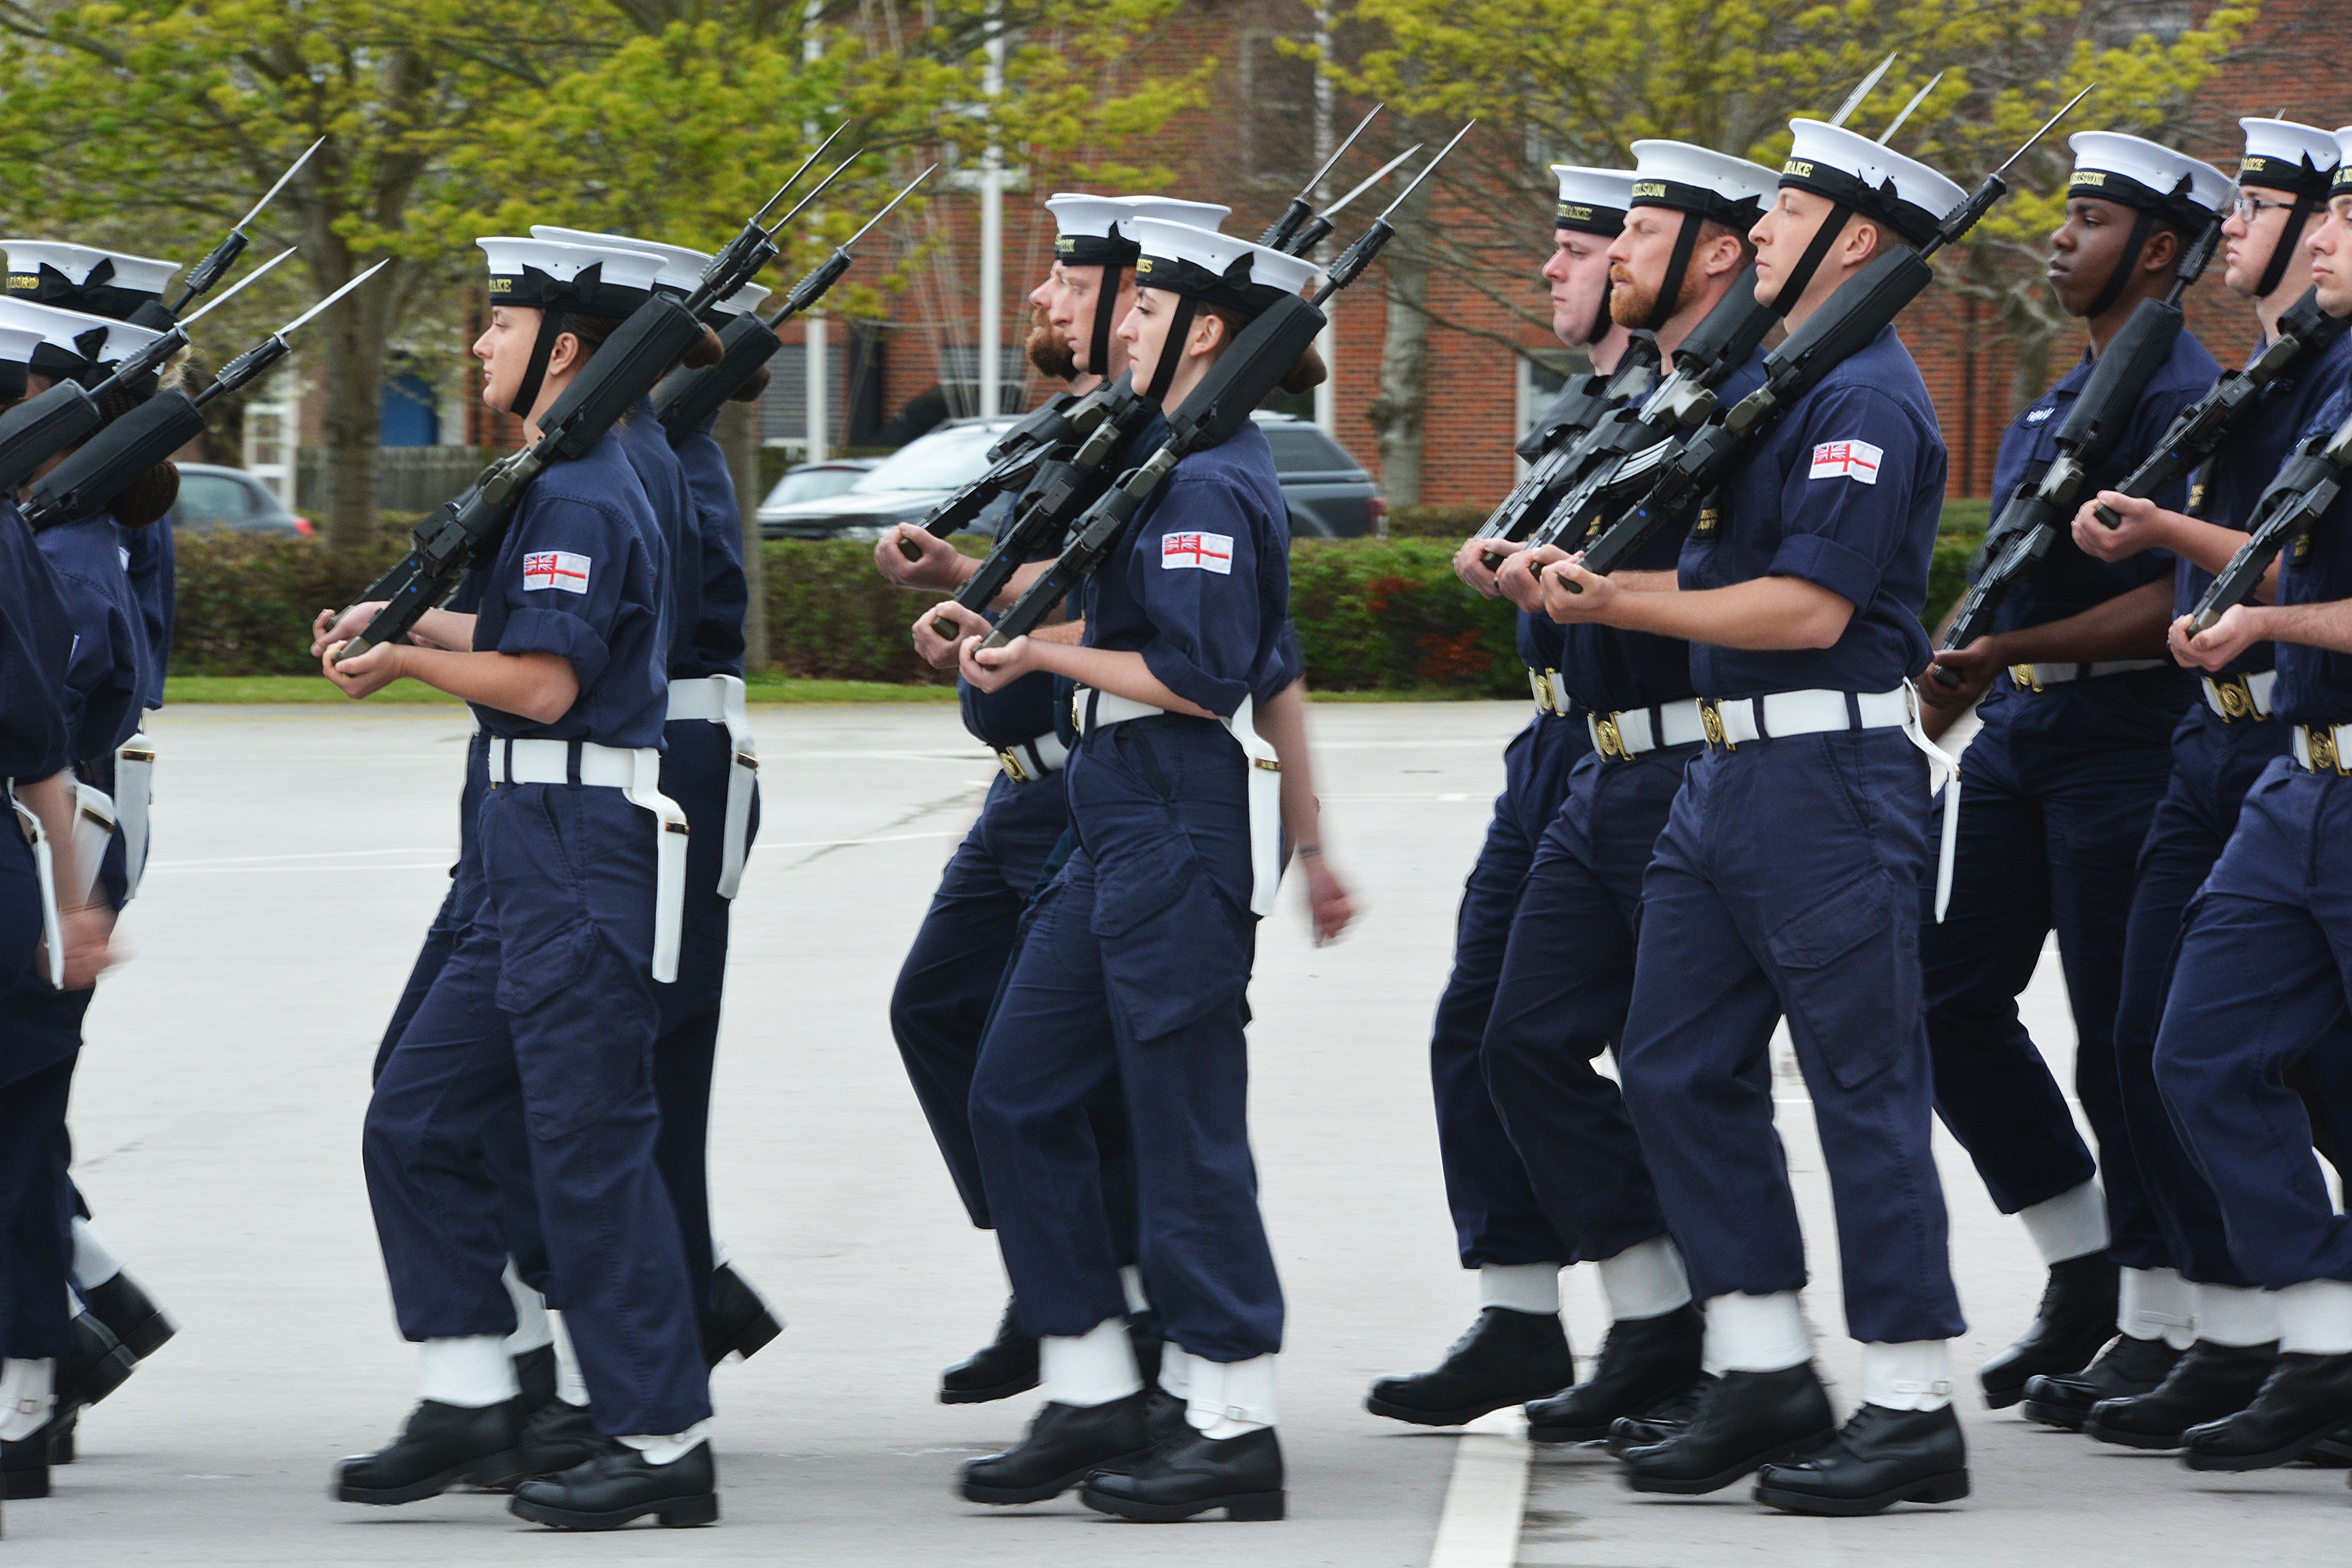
[0,500,74,782]
[36,511,146,767]
[1682,325,1945,697]
[1558,347,1769,715]
[2176,326,2352,678]
[1086,419,1297,717]
[615,400,697,677]
[667,416,750,679]
[2269,382,2352,727]
[121,513,172,710]
[473,428,669,749]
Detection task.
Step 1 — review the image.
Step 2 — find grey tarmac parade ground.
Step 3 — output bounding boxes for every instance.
[19,700,2350,1564]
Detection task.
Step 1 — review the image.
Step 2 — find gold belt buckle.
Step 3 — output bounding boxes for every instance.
[2307,726,2346,775]
[1592,712,1628,760]
[1699,698,1732,751]
[1529,669,1556,716]
[2211,674,2254,721]
[2009,663,2043,693]
[994,745,1033,784]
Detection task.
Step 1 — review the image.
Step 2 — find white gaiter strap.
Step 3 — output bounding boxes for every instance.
[1188,1352,1277,1439]
[618,1420,712,1465]
[1479,1261,1563,1316]
[2019,1181,2109,1265]
[550,1311,590,1406]
[0,1358,56,1442]
[1596,1236,1692,1321]
[2275,1279,2352,1355]
[1700,1290,1810,1375]
[1041,1316,1141,1408]
[69,1216,125,1290]
[1121,1265,1151,1316]
[1159,1342,1195,1402]
[417,1335,520,1408]
[1862,1340,1955,1412]
[2197,1283,2281,1349]
[2119,1266,2196,1349]
[500,1263,553,1356]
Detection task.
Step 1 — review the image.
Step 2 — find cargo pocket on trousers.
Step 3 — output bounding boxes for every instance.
[1768,868,1917,1092]
[495,915,597,1015]
[1091,831,1253,1042]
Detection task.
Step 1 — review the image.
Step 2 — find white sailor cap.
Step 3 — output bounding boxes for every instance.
[477,235,669,317]
[1549,166,1638,236]
[1127,219,1318,316]
[524,227,768,317]
[1626,142,1778,228]
[1047,194,1231,267]
[2237,118,2338,199]
[2067,133,2234,234]
[0,296,163,382]
[3,240,181,321]
[1779,119,1966,248]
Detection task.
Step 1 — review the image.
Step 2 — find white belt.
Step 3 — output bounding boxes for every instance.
[2203,669,2277,723]
[993,728,1070,784]
[113,733,153,903]
[487,738,689,983]
[2292,724,2352,774]
[2007,658,2167,691]
[1698,685,1962,923]
[1075,686,1282,918]
[69,783,115,911]
[666,675,757,898]
[1589,698,1708,760]
[7,783,62,989]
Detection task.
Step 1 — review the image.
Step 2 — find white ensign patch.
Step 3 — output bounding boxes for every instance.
[1161,531,1234,574]
[523,550,592,594]
[1809,440,1883,485]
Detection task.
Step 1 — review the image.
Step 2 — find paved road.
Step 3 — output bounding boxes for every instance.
[19,701,2350,1563]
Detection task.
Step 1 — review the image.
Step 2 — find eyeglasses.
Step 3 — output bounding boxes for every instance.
[2231,194,2298,220]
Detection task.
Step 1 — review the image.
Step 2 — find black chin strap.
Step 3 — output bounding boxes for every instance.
[1773,203,1852,320]
[2257,192,2323,300]
[1142,296,1198,405]
[1586,266,1613,346]
[1090,265,1123,380]
[2086,210,2160,322]
[1643,212,1703,332]
[506,308,565,419]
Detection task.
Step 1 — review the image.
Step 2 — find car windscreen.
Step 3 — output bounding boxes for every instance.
[849,424,1006,494]
[765,467,867,507]
[175,473,263,526]
[1261,424,1363,476]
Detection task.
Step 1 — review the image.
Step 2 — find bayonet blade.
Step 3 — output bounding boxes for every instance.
[756,123,850,229]
[272,258,387,339]
[179,247,296,326]
[1993,83,2096,180]
[844,165,936,246]
[1297,103,1383,200]
[1376,121,1476,223]
[773,151,862,233]
[1829,52,1897,129]
[1322,144,1420,223]
[1879,72,1942,144]
[236,138,323,233]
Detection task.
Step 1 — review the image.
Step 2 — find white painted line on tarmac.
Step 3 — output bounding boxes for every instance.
[1429,1406,1530,1568]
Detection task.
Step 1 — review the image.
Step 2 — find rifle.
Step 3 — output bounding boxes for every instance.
[1565,85,2094,591]
[152,137,322,323]
[335,147,858,662]
[2186,406,2352,631]
[1258,104,1382,252]
[2090,285,2351,527]
[1933,209,2223,682]
[21,259,384,530]
[0,247,295,493]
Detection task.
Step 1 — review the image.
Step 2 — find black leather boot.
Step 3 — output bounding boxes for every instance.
[57,1314,136,1416]
[1081,1426,1285,1522]
[1143,1385,1190,1445]
[1526,1305,1702,1443]
[941,1298,1040,1405]
[1365,1308,1573,1427]
[2085,1340,2277,1450]
[1128,1312,1165,1389]
[958,1393,1154,1505]
[513,1344,558,1413]
[2020,1333,2181,1430]
[1605,1375,1713,1456]
[1618,1365,1835,1494]
[515,1400,602,1479]
[1753,1403,1970,1516]
[1979,1253,2118,1409]
[2182,1351,2352,1470]
[48,1412,75,1465]
[509,1439,719,1529]
[77,1272,176,1362]
[1,1436,49,1499]
[702,1262,783,1368]
[333,1400,527,1505]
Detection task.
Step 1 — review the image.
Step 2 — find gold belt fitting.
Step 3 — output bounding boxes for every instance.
[1529,669,1558,716]
[1592,713,1628,760]
[994,745,1034,784]
[2210,674,2255,721]
[2306,726,2346,775]
[2009,663,2044,693]
[1699,698,1732,751]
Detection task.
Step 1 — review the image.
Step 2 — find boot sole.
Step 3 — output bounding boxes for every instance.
[2019,1399,2093,1431]
[1528,1418,1616,1445]
[3,1466,51,1500]
[508,1490,719,1529]
[103,1309,178,1363]
[1623,1429,1835,1495]
[1754,1466,1970,1516]
[960,1448,1153,1506]
[2183,1425,2341,1471]
[940,1373,1040,1406]
[62,1345,138,1413]
[2082,1417,2190,1451]
[706,1312,783,1368]
[1365,1392,1531,1428]
[334,1449,528,1505]
[1080,1483,1285,1522]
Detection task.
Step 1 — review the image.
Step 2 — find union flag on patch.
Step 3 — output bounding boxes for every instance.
[523,550,592,594]
[1808,440,1882,485]
[1161,531,1235,574]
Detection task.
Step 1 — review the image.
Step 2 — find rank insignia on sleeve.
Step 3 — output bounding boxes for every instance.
[1808,439,1882,484]
[523,550,592,594]
[1161,531,1234,574]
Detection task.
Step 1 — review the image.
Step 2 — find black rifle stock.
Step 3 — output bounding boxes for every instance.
[896,378,1126,559]
[1468,335,1662,567]
[2189,412,2352,630]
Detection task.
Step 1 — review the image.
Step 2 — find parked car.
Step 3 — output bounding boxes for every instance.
[1251,412,1384,538]
[171,463,312,536]
[759,419,1015,540]
[761,456,878,511]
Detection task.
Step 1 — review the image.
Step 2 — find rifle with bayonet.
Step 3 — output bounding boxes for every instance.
[1565,85,2096,591]
[2185,403,2352,630]
[334,143,860,662]
[148,137,322,325]
[1935,198,2221,681]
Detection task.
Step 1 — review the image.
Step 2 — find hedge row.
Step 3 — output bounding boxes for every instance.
[171,515,1989,690]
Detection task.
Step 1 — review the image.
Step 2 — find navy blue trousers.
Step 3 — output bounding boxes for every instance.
[970,716,1281,1362]
[1481,744,1682,1266]
[1920,705,2174,1265]
[2157,760,2352,1288]
[1430,711,1589,1269]
[379,733,490,1076]
[365,783,709,1437]
[1621,731,1964,1344]
[1,821,89,1362]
